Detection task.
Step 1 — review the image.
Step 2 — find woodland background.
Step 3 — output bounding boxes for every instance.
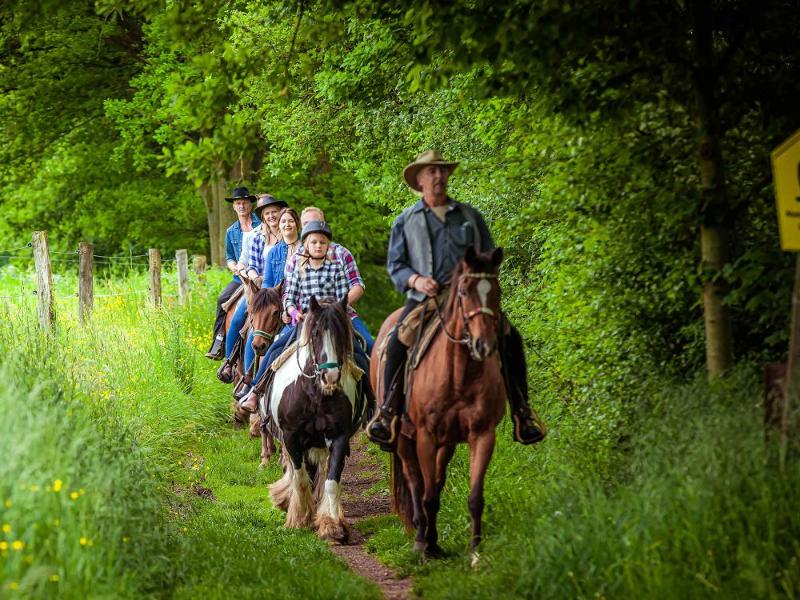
[2,1,800,597]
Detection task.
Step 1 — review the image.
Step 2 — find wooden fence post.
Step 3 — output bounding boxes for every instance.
[193,255,207,285]
[176,249,189,305]
[149,248,162,307]
[78,242,93,322]
[32,231,55,331]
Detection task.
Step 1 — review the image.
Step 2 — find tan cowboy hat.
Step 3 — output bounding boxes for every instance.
[403,150,459,192]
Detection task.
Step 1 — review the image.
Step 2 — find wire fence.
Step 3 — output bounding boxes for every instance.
[0,238,193,306]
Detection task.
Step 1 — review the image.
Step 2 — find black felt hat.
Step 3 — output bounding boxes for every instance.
[225,187,257,203]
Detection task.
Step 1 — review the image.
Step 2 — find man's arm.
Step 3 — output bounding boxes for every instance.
[387,218,416,293]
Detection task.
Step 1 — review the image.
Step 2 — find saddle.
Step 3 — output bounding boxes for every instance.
[257,330,373,434]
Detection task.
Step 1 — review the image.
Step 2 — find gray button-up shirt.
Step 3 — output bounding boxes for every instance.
[387,198,495,294]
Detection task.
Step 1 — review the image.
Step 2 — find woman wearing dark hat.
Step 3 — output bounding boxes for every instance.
[206,187,261,359]
[219,196,291,382]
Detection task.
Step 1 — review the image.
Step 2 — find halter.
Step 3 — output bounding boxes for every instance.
[435,272,500,362]
[295,339,342,379]
[251,329,275,342]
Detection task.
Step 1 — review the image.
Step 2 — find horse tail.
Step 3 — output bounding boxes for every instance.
[390,449,415,531]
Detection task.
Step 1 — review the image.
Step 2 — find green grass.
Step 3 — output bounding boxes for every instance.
[0,265,384,598]
[361,368,800,599]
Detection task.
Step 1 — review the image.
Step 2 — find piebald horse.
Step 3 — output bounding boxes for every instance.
[370,246,506,562]
[265,296,368,542]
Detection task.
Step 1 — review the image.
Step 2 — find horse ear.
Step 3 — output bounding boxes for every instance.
[490,247,504,268]
[464,245,477,265]
[338,294,348,313]
[309,296,320,312]
[275,278,285,297]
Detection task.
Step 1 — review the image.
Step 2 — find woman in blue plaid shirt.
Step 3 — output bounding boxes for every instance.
[240,220,373,413]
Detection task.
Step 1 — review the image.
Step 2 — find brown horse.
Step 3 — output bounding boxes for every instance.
[370,246,506,561]
[229,279,284,462]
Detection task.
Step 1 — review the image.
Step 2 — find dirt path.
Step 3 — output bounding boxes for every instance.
[330,434,413,600]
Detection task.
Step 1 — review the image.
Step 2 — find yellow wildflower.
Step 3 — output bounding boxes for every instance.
[79,537,91,546]
[8,582,18,590]
[2,523,10,533]
[0,541,8,551]
[122,536,130,543]
[53,479,63,492]
[11,540,24,551]
[3,500,11,508]
[49,574,60,582]
[70,491,79,500]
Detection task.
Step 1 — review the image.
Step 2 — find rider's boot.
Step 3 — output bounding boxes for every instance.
[241,390,258,413]
[205,332,225,360]
[217,360,234,384]
[367,370,404,451]
[507,384,546,445]
[500,320,546,445]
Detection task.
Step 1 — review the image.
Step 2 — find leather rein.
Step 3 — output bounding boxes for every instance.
[433,272,500,362]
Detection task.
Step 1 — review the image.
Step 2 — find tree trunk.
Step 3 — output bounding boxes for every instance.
[693,0,734,377]
[199,159,252,267]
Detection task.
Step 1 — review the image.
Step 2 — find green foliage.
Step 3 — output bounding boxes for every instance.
[363,368,800,599]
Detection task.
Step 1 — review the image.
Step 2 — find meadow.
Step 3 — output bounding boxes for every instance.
[1,261,799,599]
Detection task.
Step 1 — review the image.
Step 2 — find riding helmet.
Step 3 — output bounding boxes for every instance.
[300,220,333,242]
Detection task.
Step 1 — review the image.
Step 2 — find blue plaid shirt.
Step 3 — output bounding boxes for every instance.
[284,257,357,318]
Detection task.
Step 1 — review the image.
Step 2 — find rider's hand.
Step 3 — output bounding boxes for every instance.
[413,276,439,297]
[281,311,291,324]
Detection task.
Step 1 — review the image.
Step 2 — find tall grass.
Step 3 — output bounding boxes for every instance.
[366,368,800,599]
[0,266,225,597]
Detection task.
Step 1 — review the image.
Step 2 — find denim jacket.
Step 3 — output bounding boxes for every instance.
[225,216,260,282]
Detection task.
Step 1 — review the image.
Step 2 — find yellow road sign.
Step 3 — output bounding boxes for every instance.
[773,129,800,251]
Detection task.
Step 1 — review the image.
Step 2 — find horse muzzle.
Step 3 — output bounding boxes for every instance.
[470,338,496,362]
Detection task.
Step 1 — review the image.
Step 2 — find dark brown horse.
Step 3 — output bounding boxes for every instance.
[228,279,284,459]
[370,246,506,562]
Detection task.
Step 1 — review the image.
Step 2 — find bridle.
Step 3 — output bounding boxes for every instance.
[295,325,343,381]
[434,271,500,361]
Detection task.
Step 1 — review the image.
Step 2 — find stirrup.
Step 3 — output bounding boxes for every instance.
[367,410,398,450]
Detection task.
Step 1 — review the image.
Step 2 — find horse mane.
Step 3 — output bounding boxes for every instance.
[305,299,353,361]
[251,285,282,312]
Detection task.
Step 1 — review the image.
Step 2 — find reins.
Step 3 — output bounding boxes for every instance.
[433,272,500,362]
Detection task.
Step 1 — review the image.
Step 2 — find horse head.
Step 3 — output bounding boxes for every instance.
[447,245,504,361]
[303,295,352,395]
[250,280,284,355]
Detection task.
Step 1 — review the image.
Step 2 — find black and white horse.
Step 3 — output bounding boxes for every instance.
[263,296,369,542]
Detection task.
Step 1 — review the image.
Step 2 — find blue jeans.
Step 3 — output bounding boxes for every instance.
[225,297,248,359]
[252,324,295,386]
[351,317,374,356]
[251,319,373,387]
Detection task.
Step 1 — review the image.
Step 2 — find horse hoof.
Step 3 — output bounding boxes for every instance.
[424,544,446,560]
[259,460,268,469]
[316,515,350,544]
[413,540,426,554]
[470,551,480,570]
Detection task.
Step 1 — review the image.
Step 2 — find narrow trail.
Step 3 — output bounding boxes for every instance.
[333,435,413,600]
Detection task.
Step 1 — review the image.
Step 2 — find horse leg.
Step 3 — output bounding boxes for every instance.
[268,445,295,511]
[435,444,456,496]
[416,429,444,558]
[467,430,496,567]
[259,420,275,469]
[395,435,427,553]
[314,435,350,543]
[276,433,313,528]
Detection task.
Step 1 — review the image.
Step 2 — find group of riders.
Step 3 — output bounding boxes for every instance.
[205,150,546,448]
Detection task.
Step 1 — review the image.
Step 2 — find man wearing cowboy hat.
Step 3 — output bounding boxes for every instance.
[205,186,261,359]
[367,150,546,447]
